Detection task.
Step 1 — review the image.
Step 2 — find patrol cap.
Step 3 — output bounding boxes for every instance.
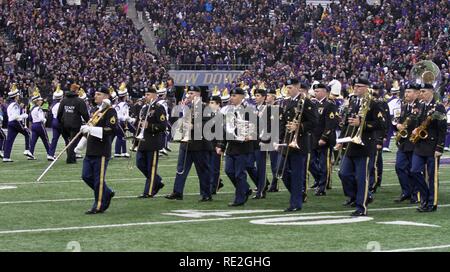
[254,89,267,96]
[312,83,330,91]
[284,78,299,86]
[230,88,245,95]
[419,83,434,90]
[353,77,370,86]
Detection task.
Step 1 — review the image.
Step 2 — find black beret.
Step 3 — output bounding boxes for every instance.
[210,96,222,104]
[285,78,299,86]
[188,86,201,92]
[267,89,276,95]
[97,86,110,95]
[146,87,157,94]
[353,77,370,86]
[230,87,245,95]
[405,83,420,90]
[300,82,310,90]
[255,89,267,96]
[370,83,382,90]
[419,83,434,90]
[313,83,329,91]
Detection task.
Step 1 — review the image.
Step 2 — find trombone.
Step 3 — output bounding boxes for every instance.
[275,97,305,179]
[336,92,372,146]
[335,91,373,167]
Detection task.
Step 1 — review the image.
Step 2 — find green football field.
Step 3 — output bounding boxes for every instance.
[0,134,449,252]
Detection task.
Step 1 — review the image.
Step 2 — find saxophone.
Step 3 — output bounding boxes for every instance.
[409,107,447,144]
[409,116,432,144]
[395,116,411,143]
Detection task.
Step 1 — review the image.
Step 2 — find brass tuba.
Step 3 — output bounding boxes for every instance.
[408,60,444,143]
[410,60,442,89]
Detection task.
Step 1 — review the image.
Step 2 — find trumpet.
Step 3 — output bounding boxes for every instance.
[287,99,305,149]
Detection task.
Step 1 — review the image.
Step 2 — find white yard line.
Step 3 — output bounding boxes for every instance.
[1,178,449,188]
[377,221,441,228]
[0,174,231,186]
[0,163,182,173]
[0,190,239,205]
[0,204,448,236]
[382,244,450,252]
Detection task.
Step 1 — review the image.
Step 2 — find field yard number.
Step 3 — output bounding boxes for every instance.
[163,209,279,218]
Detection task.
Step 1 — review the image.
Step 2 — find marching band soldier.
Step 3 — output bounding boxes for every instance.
[445,98,450,151]
[136,87,167,198]
[298,82,315,202]
[266,89,281,193]
[369,84,390,194]
[394,83,421,203]
[0,98,6,158]
[114,83,135,158]
[309,83,339,196]
[252,88,271,199]
[383,83,401,152]
[208,94,225,194]
[57,83,89,164]
[28,90,52,160]
[410,83,447,212]
[80,86,117,214]
[336,77,386,216]
[156,83,171,156]
[216,87,254,206]
[166,86,213,201]
[278,78,318,212]
[48,85,68,160]
[3,84,33,162]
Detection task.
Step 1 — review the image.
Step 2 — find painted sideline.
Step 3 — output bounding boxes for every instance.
[0,204,448,236]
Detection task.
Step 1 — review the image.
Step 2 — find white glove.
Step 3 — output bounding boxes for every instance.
[127,117,136,123]
[80,125,90,134]
[19,113,28,120]
[43,118,47,124]
[100,99,111,110]
[74,136,88,154]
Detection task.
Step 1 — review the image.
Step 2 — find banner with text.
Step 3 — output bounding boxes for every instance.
[168,71,245,89]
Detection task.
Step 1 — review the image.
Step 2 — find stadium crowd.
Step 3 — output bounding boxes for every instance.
[0,0,449,99]
[147,0,449,93]
[0,0,167,99]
